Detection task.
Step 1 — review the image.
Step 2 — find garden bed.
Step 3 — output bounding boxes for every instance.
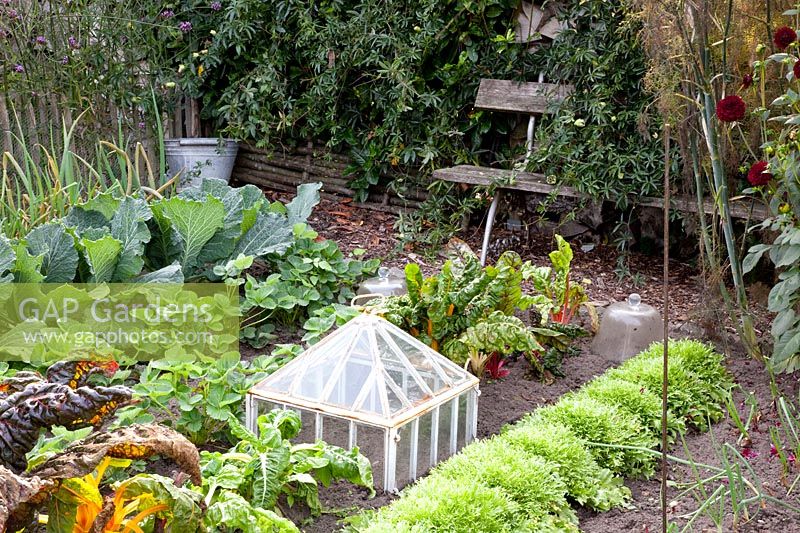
[262,191,799,532]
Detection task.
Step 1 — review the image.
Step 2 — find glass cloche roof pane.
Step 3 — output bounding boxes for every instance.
[250,313,479,425]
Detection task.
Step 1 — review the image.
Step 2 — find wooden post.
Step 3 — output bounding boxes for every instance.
[25,100,40,165]
[172,96,183,138]
[187,97,200,138]
[0,96,12,154]
[303,140,313,185]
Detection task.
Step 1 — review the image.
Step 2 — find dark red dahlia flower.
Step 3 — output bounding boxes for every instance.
[794,60,800,80]
[774,26,798,50]
[741,74,753,89]
[716,95,746,122]
[747,161,772,186]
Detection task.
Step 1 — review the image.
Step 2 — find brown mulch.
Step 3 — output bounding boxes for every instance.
[255,189,800,532]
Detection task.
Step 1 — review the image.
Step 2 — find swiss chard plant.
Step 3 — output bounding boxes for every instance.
[0,360,134,473]
[530,235,595,326]
[200,410,374,519]
[1,423,204,533]
[376,251,542,350]
[442,311,546,378]
[368,250,579,379]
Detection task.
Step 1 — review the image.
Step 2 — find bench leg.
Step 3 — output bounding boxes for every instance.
[480,190,502,266]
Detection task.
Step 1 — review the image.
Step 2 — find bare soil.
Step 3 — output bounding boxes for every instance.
[578,349,800,533]
[258,191,800,532]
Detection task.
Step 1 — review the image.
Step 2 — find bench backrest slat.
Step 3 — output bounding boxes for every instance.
[474,79,573,114]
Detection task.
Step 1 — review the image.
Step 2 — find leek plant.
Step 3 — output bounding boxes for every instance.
[0,101,176,239]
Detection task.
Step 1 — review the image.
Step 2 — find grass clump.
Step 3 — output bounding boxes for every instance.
[536,395,658,477]
[503,420,630,511]
[581,376,686,441]
[434,436,579,530]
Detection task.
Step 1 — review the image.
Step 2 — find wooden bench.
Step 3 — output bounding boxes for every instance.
[434,79,769,264]
[433,78,572,265]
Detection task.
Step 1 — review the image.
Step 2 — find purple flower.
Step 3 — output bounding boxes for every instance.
[160,9,175,19]
[210,1,222,10]
[8,9,18,20]
[68,35,79,49]
[35,35,46,45]
[138,121,146,129]
[13,64,23,73]
[61,55,69,64]
[178,21,192,33]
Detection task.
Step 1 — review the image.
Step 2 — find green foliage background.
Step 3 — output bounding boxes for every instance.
[189,0,663,202]
[531,0,665,205]
[1,0,664,203]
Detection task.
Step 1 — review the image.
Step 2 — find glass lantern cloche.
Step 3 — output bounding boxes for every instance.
[246,313,480,491]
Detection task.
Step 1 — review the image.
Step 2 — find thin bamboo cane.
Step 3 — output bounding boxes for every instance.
[661,124,670,533]
[700,94,762,360]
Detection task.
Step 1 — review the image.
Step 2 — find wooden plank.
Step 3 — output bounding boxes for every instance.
[433,165,769,220]
[475,79,573,114]
[434,165,564,195]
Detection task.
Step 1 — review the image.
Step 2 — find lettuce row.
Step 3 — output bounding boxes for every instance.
[356,339,733,532]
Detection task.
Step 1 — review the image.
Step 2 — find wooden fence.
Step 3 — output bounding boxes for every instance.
[232,142,427,212]
[0,91,203,166]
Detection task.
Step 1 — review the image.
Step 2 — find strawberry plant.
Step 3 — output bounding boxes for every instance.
[236,227,378,346]
[115,352,282,445]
